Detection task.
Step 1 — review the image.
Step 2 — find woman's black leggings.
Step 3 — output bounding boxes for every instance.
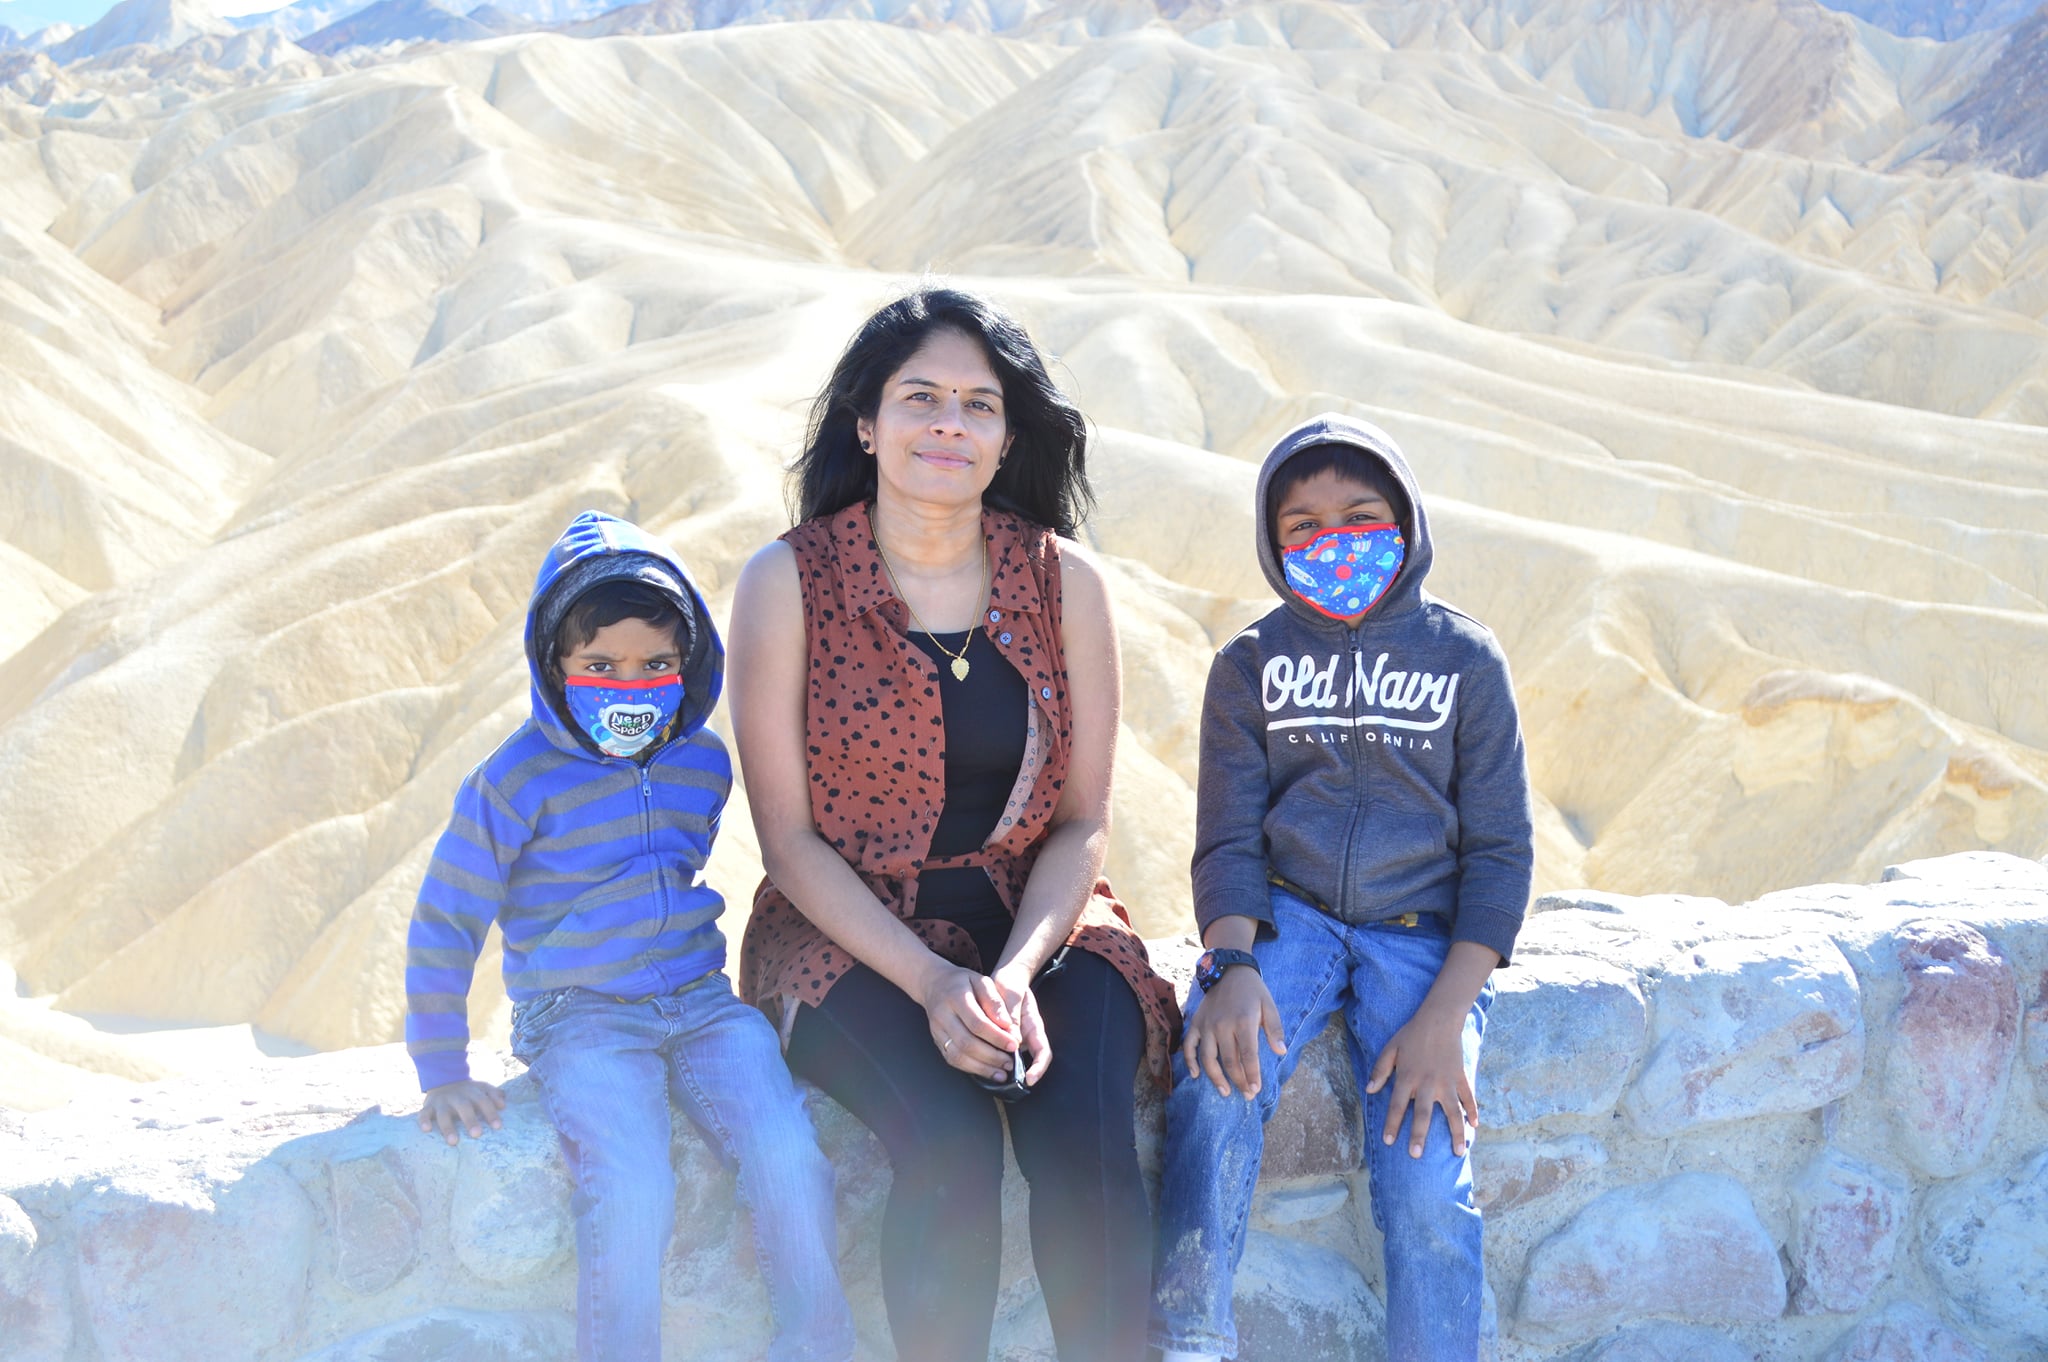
[787,944,1150,1362]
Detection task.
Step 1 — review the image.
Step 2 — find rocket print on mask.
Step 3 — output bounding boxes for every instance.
[1282,524,1405,621]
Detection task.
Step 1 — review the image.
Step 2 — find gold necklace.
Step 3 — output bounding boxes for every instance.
[875,535,988,682]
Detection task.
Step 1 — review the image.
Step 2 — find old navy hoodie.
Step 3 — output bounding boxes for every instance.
[1192,414,1534,962]
[405,510,731,1090]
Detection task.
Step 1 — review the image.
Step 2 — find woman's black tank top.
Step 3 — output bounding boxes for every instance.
[906,627,1027,941]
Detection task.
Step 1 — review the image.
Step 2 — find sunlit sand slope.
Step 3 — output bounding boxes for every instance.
[0,3,2042,1076]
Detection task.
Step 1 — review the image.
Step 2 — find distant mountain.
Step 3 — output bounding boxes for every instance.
[1814,0,2043,38]
[551,0,1076,38]
[229,0,371,40]
[298,0,495,51]
[238,0,623,40]
[1935,7,2048,172]
[463,2,532,29]
[0,24,24,49]
[462,0,618,22]
[46,0,234,62]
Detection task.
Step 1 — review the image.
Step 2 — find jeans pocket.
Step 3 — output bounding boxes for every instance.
[510,987,577,1063]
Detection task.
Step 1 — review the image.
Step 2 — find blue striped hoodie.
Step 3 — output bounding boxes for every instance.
[405,510,731,1091]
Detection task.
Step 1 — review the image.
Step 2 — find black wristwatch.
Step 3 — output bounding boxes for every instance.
[1195,947,1260,992]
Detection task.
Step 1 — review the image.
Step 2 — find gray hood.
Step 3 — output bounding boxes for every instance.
[1254,413,1432,626]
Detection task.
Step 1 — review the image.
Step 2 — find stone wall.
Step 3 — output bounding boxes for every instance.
[4,851,2046,1361]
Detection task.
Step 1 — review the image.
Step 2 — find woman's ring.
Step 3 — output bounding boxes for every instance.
[942,1037,955,1052]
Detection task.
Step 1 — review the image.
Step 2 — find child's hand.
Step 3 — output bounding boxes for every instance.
[1183,967,1286,1099]
[419,1079,507,1145]
[1366,1002,1477,1158]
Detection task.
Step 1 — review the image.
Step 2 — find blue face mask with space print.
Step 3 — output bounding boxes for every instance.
[563,674,682,758]
[1281,524,1405,621]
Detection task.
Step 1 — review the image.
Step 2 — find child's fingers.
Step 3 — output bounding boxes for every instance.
[1260,992,1287,1056]
[1197,1029,1234,1098]
[1364,1041,1397,1095]
[1424,1088,1468,1159]
[1381,1072,1418,1147]
[1224,1018,1260,1098]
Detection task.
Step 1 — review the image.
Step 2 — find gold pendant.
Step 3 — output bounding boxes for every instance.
[951,656,971,682]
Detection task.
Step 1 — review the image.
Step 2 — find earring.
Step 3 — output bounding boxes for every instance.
[861,441,872,452]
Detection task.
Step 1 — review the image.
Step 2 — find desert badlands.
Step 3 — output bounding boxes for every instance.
[1,0,2047,1357]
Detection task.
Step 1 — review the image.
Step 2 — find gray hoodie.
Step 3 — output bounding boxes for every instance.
[1192,414,1534,962]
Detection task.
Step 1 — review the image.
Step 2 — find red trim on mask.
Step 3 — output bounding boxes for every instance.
[563,674,681,690]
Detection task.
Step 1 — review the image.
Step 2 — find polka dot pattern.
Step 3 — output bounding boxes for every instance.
[737,503,1181,1088]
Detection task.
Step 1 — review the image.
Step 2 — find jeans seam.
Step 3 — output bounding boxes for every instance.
[669,1019,797,1346]
[537,1069,613,1354]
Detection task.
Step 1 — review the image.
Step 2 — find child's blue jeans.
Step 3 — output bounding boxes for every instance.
[1150,888,1492,1361]
[513,973,855,1362]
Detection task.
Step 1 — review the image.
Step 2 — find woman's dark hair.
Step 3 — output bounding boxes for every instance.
[554,580,686,662]
[789,288,1094,536]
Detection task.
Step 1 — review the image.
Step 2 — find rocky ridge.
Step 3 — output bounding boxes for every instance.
[4,851,2047,1360]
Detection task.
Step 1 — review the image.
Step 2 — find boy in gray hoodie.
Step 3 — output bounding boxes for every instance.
[1150,414,1533,1362]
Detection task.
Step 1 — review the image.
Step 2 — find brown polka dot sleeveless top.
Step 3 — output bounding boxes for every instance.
[737,503,1181,1088]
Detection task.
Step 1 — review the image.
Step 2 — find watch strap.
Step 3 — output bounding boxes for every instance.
[1197,947,1261,989]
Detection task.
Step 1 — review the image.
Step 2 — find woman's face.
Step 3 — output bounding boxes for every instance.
[856,327,1015,508]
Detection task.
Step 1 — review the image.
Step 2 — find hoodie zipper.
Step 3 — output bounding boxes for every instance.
[1335,626,1369,921]
[636,755,672,987]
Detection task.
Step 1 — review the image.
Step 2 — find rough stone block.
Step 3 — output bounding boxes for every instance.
[449,1104,573,1284]
[1472,1134,1606,1213]
[1883,921,2019,1178]
[1262,1021,1363,1180]
[1882,851,2048,892]
[807,1085,891,1270]
[2024,972,2048,1108]
[1582,1320,1753,1361]
[0,1194,31,1297]
[290,1307,575,1361]
[0,1194,72,1362]
[1233,1231,1386,1362]
[1789,1148,1909,1315]
[74,1161,316,1362]
[328,1148,421,1296]
[1624,934,1863,1136]
[1921,1147,2048,1351]
[1478,955,1646,1128]
[1822,1301,1987,1362]
[658,1119,768,1355]
[1253,1179,1350,1228]
[1514,1172,1786,1344]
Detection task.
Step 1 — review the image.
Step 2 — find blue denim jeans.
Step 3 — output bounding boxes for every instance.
[1150,889,1492,1361]
[513,974,855,1362]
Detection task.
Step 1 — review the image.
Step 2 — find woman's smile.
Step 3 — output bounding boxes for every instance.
[858,326,1014,497]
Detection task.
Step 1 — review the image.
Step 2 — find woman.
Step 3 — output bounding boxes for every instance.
[729,288,1178,1362]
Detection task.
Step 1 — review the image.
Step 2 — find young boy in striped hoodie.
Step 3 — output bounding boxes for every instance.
[405,509,854,1362]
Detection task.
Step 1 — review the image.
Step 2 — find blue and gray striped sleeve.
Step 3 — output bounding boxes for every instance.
[405,769,531,1090]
